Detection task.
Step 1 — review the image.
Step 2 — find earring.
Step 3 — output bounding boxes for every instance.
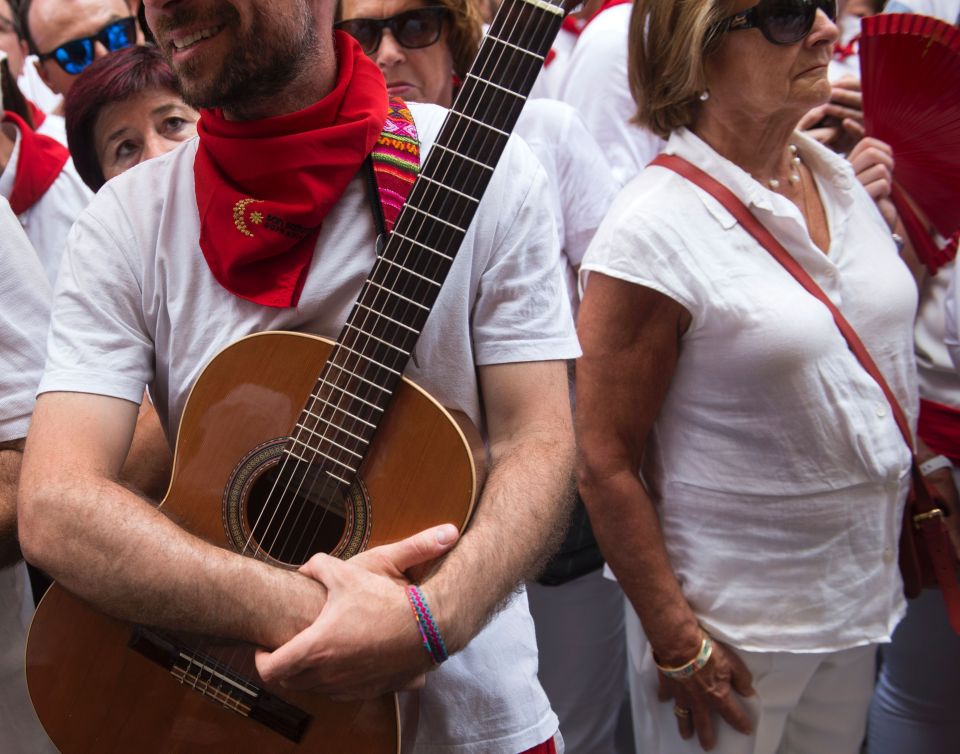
[699,90,710,102]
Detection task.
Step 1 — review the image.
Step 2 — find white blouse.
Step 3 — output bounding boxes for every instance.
[581,128,919,652]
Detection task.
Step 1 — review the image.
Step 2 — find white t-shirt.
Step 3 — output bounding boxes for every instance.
[17,58,61,116]
[528,24,579,100]
[0,196,56,752]
[515,99,617,310]
[40,102,579,753]
[557,4,664,187]
[0,121,92,285]
[916,261,960,407]
[886,0,960,23]
[36,113,68,146]
[581,128,918,653]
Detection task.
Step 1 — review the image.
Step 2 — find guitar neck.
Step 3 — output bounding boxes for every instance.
[288,0,566,483]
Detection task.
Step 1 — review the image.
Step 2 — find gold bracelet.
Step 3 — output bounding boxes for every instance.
[654,633,714,680]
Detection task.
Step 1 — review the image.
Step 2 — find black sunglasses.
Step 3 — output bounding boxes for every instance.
[335,7,450,56]
[715,0,837,46]
[37,16,137,75]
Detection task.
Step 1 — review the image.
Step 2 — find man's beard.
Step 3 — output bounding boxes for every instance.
[157,1,320,113]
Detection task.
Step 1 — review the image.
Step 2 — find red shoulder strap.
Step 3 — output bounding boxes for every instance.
[651,152,960,633]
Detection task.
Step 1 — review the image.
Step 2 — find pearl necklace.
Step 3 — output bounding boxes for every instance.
[767,144,802,191]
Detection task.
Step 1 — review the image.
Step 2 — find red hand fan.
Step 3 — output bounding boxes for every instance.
[860,13,960,267]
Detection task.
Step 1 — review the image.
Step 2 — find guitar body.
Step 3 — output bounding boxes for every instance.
[26,332,480,753]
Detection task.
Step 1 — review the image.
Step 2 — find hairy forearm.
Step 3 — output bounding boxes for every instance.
[0,447,22,567]
[580,466,701,664]
[424,422,575,652]
[19,473,325,649]
[119,400,173,502]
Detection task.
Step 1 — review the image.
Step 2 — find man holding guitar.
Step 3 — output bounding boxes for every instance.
[18,0,578,751]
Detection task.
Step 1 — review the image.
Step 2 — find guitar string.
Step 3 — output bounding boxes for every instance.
[268,0,553,568]
[273,0,548,564]
[256,0,547,570]
[196,0,558,699]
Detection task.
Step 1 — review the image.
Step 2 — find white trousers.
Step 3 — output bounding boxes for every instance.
[0,562,56,753]
[526,569,629,754]
[626,604,876,754]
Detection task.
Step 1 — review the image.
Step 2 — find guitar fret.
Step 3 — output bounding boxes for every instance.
[324,359,391,393]
[345,322,411,356]
[433,144,495,171]
[318,376,388,408]
[465,74,526,101]
[367,280,432,311]
[356,303,420,334]
[332,342,401,376]
[390,231,454,261]
[326,469,352,485]
[379,256,442,287]
[520,0,565,15]
[420,174,481,203]
[295,419,370,446]
[282,447,312,464]
[485,33,546,60]
[302,405,376,430]
[284,442,357,472]
[449,110,510,138]
[312,448,358,472]
[290,434,363,460]
[407,205,467,233]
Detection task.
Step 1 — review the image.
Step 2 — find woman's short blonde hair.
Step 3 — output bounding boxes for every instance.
[628,0,727,139]
[437,0,484,81]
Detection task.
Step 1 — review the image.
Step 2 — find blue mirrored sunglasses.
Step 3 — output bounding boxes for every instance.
[37,16,137,75]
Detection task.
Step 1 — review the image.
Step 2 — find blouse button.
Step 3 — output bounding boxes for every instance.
[875,404,888,418]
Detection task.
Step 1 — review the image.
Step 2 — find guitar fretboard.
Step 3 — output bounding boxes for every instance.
[285,0,565,487]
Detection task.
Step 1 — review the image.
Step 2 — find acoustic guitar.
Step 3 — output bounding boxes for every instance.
[25,0,568,751]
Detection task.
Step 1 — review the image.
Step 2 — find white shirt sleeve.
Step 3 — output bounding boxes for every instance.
[39,194,153,404]
[0,197,51,442]
[471,137,581,366]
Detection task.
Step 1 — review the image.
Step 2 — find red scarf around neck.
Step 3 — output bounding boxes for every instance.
[3,111,69,216]
[194,31,388,308]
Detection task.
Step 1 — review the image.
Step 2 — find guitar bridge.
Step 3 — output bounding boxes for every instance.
[129,627,311,743]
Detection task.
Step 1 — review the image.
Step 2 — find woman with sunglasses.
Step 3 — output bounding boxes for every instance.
[576,1,955,753]
[336,0,481,106]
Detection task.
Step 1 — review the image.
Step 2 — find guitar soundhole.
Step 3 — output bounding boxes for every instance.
[244,466,347,565]
[223,439,373,566]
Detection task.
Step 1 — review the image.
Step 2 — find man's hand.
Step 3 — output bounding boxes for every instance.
[848,137,897,229]
[255,523,459,699]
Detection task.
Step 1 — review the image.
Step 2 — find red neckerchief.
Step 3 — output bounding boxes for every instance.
[3,111,69,215]
[193,31,387,308]
[545,0,630,67]
[918,399,960,466]
[27,100,47,130]
[834,34,860,61]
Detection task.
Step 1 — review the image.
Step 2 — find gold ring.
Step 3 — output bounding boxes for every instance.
[673,705,691,718]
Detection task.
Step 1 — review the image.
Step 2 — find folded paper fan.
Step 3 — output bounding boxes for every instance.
[860,13,960,247]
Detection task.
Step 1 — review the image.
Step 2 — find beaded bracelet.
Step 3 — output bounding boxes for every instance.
[406,585,449,665]
[653,633,714,680]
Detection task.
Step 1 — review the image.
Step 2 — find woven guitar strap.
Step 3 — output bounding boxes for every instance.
[366,97,420,237]
[651,152,960,635]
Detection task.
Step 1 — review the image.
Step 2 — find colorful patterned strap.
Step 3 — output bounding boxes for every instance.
[370,97,420,234]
